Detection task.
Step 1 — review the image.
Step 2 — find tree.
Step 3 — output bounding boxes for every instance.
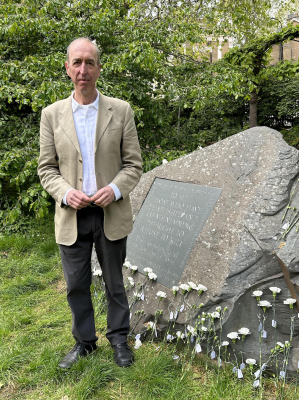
[222,25,299,127]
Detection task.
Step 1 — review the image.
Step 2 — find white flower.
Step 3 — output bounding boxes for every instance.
[201,318,206,322]
[269,287,281,294]
[130,265,138,272]
[172,286,179,295]
[201,326,208,331]
[276,341,284,348]
[252,290,263,297]
[176,331,185,339]
[127,277,134,287]
[123,261,131,268]
[93,269,102,276]
[144,267,153,274]
[148,321,156,330]
[188,281,197,290]
[227,332,240,340]
[258,300,272,308]
[197,284,207,293]
[187,325,196,335]
[221,341,229,346]
[134,338,142,349]
[283,298,297,305]
[157,291,167,299]
[216,306,221,312]
[148,272,157,280]
[179,283,190,292]
[210,311,220,319]
[238,327,251,335]
[133,291,142,299]
[246,359,256,365]
[162,159,168,165]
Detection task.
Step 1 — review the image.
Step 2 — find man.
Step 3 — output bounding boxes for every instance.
[38,37,143,369]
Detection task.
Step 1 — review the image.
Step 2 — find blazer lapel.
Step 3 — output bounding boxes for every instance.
[58,96,82,155]
[94,93,112,154]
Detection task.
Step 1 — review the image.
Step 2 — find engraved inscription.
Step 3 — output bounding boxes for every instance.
[127,178,222,288]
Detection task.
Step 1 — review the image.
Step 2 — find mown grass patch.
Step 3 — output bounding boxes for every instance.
[1,214,298,399]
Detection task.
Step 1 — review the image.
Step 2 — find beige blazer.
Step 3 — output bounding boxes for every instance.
[38,93,143,245]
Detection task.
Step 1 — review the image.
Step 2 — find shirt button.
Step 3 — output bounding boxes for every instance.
[79,178,82,182]
[79,159,83,163]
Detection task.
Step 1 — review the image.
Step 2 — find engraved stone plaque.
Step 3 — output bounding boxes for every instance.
[127,178,222,288]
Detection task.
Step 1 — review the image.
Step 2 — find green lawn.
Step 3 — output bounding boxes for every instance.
[0,215,298,399]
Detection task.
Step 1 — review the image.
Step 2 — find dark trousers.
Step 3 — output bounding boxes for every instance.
[59,206,129,346]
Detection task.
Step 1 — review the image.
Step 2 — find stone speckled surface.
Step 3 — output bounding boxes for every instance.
[93,126,299,370]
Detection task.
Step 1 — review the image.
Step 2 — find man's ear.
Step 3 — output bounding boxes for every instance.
[65,61,70,77]
[97,64,101,78]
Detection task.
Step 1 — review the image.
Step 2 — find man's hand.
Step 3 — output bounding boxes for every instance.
[66,189,91,209]
[90,186,115,208]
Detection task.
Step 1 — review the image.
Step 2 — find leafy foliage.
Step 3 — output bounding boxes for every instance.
[1,0,299,230]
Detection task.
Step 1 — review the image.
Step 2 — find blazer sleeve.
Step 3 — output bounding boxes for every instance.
[111,103,143,199]
[37,109,73,206]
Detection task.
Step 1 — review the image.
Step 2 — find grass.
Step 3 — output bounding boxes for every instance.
[0,214,298,399]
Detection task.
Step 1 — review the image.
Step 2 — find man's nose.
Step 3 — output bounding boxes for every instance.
[79,62,87,74]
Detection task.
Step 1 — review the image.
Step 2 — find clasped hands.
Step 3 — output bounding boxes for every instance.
[66,186,115,210]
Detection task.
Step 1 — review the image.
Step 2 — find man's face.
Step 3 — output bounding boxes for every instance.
[65,40,101,96]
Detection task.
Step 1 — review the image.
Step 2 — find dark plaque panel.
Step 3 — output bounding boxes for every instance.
[127,178,222,288]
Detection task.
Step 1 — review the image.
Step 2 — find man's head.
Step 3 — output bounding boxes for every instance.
[65,38,101,101]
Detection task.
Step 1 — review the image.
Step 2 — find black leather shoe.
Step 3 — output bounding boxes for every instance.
[58,342,97,369]
[113,342,134,367]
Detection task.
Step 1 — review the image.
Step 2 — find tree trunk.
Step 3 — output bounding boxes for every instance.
[249,89,258,128]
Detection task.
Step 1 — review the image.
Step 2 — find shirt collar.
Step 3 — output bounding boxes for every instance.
[71,90,99,113]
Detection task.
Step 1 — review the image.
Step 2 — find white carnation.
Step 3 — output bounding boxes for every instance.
[197,284,207,292]
[283,298,297,304]
[227,332,240,340]
[188,281,197,290]
[269,287,281,293]
[238,327,251,335]
[246,358,256,365]
[252,290,263,297]
[258,300,272,308]
[148,272,157,280]
[123,261,131,268]
[157,291,167,299]
[176,331,185,339]
[179,283,190,291]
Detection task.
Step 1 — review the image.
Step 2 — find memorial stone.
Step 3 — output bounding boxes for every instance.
[92,126,299,371]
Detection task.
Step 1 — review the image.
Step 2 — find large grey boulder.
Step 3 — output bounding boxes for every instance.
[120,126,299,372]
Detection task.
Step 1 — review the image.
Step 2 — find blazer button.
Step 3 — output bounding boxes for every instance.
[79,178,82,182]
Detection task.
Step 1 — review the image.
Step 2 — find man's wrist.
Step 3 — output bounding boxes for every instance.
[63,188,75,205]
[108,183,122,201]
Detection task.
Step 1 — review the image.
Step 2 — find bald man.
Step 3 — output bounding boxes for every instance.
[38,37,143,368]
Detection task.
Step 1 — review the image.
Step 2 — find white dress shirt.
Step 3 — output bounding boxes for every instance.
[63,91,121,204]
